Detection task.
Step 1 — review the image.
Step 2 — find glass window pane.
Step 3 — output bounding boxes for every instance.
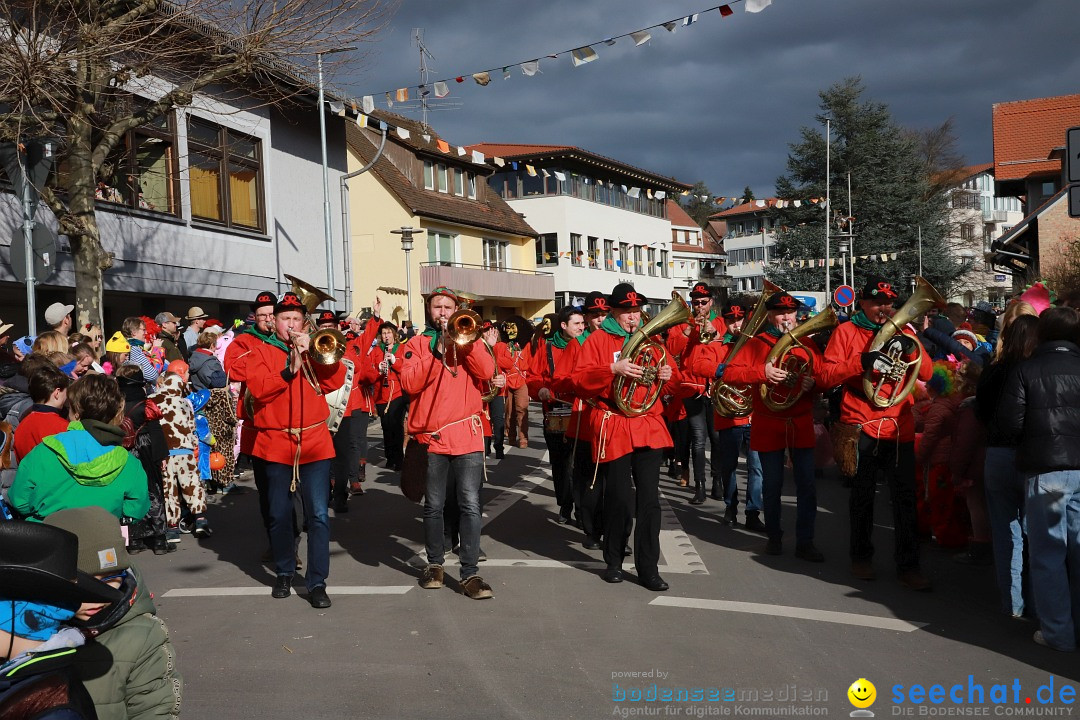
[135,136,174,213]
[427,233,437,262]
[188,121,220,148]
[468,173,476,199]
[521,172,543,196]
[228,133,257,160]
[424,161,434,190]
[437,165,447,193]
[454,169,464,196]
[228,162,260,228]
[190,153,221,221]
[439,233,454,262]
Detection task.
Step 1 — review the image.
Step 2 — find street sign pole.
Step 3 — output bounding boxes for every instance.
[1069,127,1080,219]
[21,165,37,336]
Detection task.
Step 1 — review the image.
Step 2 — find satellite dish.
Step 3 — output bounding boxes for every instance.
[10,225,58,284]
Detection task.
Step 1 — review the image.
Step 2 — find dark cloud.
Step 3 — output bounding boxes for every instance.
[337,0,1077,198]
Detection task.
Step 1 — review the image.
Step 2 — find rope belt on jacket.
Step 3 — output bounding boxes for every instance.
[862,417,901,467]
[591,410,615,490]
[286,422,326,492]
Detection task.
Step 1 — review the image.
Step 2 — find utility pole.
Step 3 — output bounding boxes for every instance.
[824,118,831,298]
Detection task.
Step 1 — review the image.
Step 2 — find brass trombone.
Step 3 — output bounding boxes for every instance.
[441,307,482,376]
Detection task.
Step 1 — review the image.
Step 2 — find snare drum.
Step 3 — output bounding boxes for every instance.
[543,407,572,434]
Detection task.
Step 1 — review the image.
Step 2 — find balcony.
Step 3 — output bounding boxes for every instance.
[420,262,555,301]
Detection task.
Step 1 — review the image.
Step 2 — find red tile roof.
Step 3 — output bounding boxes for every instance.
[466,143,574,157]
[993,94,1080,182]
[710,198,777,218]
[666,200,699,228]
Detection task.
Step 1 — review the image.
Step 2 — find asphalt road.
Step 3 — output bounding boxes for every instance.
[136,419,1079,719]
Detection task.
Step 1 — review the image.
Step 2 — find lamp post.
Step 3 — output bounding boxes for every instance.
[391,226,416,325]
[838,238,850,289]
[316,47,356,310]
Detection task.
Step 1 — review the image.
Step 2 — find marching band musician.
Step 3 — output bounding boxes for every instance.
[554,291,609,550]
[723,292,824,560]
[401,287,496,600]
[314,309,379,514]
[482,321,512,459]
[574,283,677,591]
[818,276,933,591]
[502,317,532,450]
[528,306,586,525]
[371,322,407,471]
[686,301,764,529]
[244,292,346,609]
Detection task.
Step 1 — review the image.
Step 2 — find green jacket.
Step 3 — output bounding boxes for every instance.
[74,566,183,720]
[8,421,150,521]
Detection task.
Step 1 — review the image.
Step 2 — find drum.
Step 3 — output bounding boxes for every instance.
[543,407,572,434]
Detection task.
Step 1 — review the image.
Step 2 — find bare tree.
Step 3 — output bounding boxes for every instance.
[0,0,391,325]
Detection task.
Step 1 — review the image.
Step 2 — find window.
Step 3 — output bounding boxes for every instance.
[468,173,477,199]
[536,233,559,266]
[483,238,508,270]
[570,234,582,266]
[647,247,657,276]
[427,231,456,263]
[423,161,434,190]
[522,171,544,197]
[188,118,263,230]
[634,246,644,275]
[453,168,464,196]
[96,111,179,216]
[604,239,614,270]
[588,236,599,268]
[436,164,448,193]
[1041,181,1056,198]
[660,250,669,278]
[960,224,974,241]
[620,242,629,272]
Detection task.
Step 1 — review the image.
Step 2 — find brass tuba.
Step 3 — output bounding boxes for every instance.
[286,274,347,365]
[612,291,693,417]
[710,281,780,418]
[760,308,838,412]
[861,276,946,408]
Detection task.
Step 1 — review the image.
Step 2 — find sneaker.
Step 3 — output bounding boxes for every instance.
[178,519,193,535]
[419,564,444,589]
[349,481,364,496]
[743,514,766,533]
[898,568,932,591]
[166,526,181,544]
[478,548,487,562]
[461,575,493,600]
[794,543,825,562]
[358,463,367,480]
[765,537,783,555]
[193,517,212,539]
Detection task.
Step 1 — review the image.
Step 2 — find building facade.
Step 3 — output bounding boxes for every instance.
[347,114,553,326]
[668,201,726,298]
[466,144,691,310]
[710,200,780,293]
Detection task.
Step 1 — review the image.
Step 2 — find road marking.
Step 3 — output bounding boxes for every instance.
[658,490,709,575]
[649,597,927,631]
[161,586,414,598]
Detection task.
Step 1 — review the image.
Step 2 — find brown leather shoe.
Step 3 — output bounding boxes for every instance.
[898,568,932,591]
[518,440,529,449]
[851,559,876,580]
[419,564,444,589]
[461,575,493,599]
[679,471,690,488]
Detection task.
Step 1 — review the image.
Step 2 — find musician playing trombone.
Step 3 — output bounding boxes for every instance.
[574,283,677,592]
[723,292,825,562]
[243,292,346,609]
[400,287,496,600]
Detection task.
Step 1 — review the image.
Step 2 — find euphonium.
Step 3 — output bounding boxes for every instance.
[710,281,780,418]
[760,308,838,412]
[310,327,347,365]
[862,276,945,408]
[612,291,693,417]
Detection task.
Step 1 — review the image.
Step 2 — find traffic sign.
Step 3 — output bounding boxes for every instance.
[1070,184,1080,219]
[1068,126,1080,185]
[10,226,58,284]
[833,284,855,307]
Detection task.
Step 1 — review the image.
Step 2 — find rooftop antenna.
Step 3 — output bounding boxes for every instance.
[398,29,462,126]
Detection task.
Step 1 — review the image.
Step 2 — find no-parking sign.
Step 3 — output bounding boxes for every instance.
[833,284,855,307]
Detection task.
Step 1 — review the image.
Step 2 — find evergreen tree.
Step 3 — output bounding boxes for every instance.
[681,180,719,227]
[742,186,755,203]
[768,78,959,299]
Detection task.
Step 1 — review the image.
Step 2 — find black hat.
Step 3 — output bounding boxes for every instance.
[861,276,898,301]
[608,283,646,308]
[315,310,337,326]
[722,302,750,321]
[250,291,278,312]
[764,292,803,311]
[584,291,609,314]
[275,292,305,314]
[689,282,712,299]
[0,521,125,606]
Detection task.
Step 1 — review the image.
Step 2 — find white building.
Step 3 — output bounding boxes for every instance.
[668,200,725,298]
[467,144,691,311]
[710,200,780,293]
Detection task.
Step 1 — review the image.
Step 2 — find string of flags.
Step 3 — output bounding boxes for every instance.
[714,197,828,209]
[345,0,772,114]
[772,252,903,269]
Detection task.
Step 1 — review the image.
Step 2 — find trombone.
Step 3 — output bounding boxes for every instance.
[285,274,347,391]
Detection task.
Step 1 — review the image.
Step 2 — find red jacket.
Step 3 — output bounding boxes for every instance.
[686,338,751,430]
[400,334,495,455]
[552,336,594,443]
[371,342,406,405]
[244,339,346,465]
[13,407,69,462]
[818,320,932,442]
[527,337,576,412]
[223,330,264,455]
[723,330,822,452]
[504,342,530,391]
[341,337,379,416]
[572,326,675,463]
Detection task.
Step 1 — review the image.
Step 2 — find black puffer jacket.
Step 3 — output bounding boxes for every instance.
[996,340,1080,473]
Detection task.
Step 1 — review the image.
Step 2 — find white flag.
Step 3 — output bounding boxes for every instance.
[434,81,449,98]
[655,190,666,200]
[554,171,566,181]
[662,21,678,32]
[683,13,699,26]
[628,187,641,198]
[471,150,485,164]
[745,0,772,11]
[396,127,410,140]
[630,30,651,46]
[457,146,467,157]
[521,60,540,76]
[571,46,598,67]
[328,101,345,115]
[362,95,374,113]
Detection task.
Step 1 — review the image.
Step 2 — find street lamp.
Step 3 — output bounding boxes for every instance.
[391,226,416,326]
[838,238,850,288]
[316,46,356,310]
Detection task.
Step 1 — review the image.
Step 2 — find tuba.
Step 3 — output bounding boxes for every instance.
[285,274,347,365]
[862,276,946,408]
[760,308,838,412]
[710,281,780,418]
[612,291,693,417]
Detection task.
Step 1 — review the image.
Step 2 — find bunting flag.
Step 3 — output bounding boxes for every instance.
[630,29,652,45]
[473,72,491,86]
[655,190,666,200]
[471,150,485,164]
[521,60,540,76]
[720,4,734,16]
[571,46,598,66]
[683,13,699,25]
[395,88,409,102]
[554,171,566,181]
[434,81,449,98]
[385,92,393,108]
[502,67,511,80]
[362,95,374,113]
[355,114,368,129]
[494,157,505,167]
[746,0,772,11]
[396,127,410,140]
[526,164,537,177]
[436,139,450,153]
[627,187,641,198]
[541,169,550,177]
[662,21,678,32]
[419,85,430,98]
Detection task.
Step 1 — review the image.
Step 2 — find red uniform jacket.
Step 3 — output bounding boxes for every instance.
[572,327,675,463]
[552,336,594,444]
[244,339,346,465]
[673,313,728,371]
[400,334,495,455]
[504,342,530,391]
[223,330,264,455]
[527,337,576,413]
[818,320,932,442]
[341,337,379,416]
[685,338,751,431]
[489,341,515,398]
[371,342,406,405]
[723,330,822,452]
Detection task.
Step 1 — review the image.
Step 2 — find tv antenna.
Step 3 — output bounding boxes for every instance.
[399,29,461,127]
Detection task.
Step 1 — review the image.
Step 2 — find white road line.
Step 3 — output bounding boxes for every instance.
[658,490,709,575]
[649,597,927,632]
[161,586,414,598]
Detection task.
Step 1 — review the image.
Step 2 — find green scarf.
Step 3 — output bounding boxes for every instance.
[721,332,735,344]
[246,325,290,354]
[765,325,784,339]
[379,341,400,354]
[850,311,883,331]
[422,327,440,352]
[550,330,585,349]
[600,313,631,344]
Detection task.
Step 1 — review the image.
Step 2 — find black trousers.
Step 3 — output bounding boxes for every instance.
[850,435,921,570]
[332,412,369,502]
[377,396,408,466]
[572,440,605,541]
[485,396,506,455]
[544,430,575,518]
[603,448,662,578]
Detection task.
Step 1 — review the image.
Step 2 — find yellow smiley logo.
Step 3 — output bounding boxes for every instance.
[847,678,876,709]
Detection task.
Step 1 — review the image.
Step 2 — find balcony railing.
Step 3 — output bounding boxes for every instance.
[420,262,555,301]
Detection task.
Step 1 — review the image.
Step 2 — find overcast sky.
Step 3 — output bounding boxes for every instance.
[334,0,1078,200]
